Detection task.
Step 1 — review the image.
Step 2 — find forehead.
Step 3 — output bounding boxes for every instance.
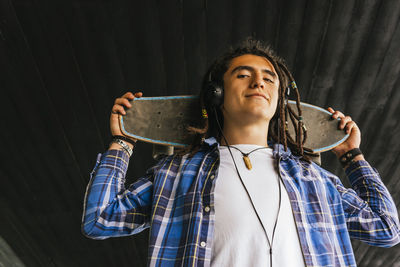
[226,54,276,73]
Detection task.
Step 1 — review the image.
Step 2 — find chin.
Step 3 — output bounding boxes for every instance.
[249,105,273,115]
[243,110,273,122]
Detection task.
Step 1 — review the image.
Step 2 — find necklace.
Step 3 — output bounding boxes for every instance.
[223,144,282,267]
[227,145,270,170]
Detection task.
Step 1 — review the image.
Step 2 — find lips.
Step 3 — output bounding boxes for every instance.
[245,93,268,101]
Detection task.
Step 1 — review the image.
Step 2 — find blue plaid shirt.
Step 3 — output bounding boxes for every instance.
[82,138,400,266]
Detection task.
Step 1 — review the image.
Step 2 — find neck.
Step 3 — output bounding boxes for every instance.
[220,120,270,147]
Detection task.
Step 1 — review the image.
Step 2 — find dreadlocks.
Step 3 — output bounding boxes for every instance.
[182,38,313,160]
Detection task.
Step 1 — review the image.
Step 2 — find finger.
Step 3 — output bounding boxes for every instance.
[344,121,356,134]
[115,97,132,108]
[327,107,334,113]
[112,105,126,115]
[122,92,135,99]
[121,92,142,103]
[339,116,352,130]
[123,91,143,98]
[134,92,143,97]
[332,110,345,120]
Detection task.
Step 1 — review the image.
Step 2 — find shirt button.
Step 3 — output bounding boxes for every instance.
[210,175,215,179]
[204,206,210,212]
[200,241,206,247]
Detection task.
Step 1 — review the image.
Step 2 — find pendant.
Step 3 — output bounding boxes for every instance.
[243,155,252,170]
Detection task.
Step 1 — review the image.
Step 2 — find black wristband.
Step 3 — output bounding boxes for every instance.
[112,135,136,146]
[339,148,362,168]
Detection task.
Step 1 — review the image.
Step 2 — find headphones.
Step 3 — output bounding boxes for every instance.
[203,71,224,111]
[202,68,293,116]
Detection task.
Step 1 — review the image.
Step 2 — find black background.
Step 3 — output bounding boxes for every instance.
[1,0,400,266]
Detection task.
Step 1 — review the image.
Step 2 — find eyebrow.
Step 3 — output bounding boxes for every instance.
[230,65,277,78]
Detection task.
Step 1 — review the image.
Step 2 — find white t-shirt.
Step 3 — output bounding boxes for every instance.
[211,144,306,267]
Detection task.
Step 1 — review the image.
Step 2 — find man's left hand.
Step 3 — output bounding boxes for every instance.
[327,107,363,159]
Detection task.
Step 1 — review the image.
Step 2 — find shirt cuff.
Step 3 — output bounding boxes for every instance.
[100,149,131,177]
[344,159,378,187]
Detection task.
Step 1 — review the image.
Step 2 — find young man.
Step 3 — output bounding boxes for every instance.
[82,40,400,267]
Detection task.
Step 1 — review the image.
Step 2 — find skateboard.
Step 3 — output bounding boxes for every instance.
[119,96,349,158]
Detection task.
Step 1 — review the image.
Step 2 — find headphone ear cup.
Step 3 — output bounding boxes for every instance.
[204,82,224,109]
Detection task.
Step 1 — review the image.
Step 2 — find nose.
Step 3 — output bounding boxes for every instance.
[250,73,265,89]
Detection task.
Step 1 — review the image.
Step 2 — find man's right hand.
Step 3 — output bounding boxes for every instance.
[109,91,143,148]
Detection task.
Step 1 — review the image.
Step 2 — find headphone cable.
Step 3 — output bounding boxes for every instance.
[213,107,282,267]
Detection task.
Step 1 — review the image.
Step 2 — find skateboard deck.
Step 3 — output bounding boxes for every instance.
[119,95,349,153]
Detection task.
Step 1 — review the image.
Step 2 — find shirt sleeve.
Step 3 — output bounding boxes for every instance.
[81,149,163,240]
[332,159,400,247]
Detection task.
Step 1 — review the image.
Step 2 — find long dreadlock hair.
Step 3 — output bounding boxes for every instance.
[181,38,315,160]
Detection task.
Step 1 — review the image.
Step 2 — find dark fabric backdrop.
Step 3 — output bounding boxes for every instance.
[1,0,400,266]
